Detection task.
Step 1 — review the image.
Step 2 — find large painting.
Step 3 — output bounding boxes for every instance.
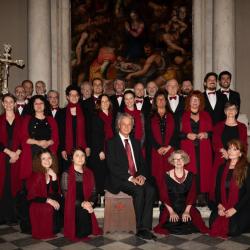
[71,0,192,91]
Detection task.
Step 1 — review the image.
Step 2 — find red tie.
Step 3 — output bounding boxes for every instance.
[169,96,177,100]
[116,94,123,98]
[208,92,215,95]
[124,139,136,177]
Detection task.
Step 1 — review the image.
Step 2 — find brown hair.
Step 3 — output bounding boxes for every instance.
[228,139,249,187]
[168,150,190,165]
[185,90,205,112]
[32,149,58,174]
[95,94,113,113]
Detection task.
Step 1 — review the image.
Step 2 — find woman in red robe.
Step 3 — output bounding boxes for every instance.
[154,150,209,235]
[180,90,213,206]
[20,95,59,180]
[27,149,62,239]
[62,148,102,241]
[122,90,144,144]
[209,139,250,238]
[210,102,248,200]
[0,93,22,224]
[149,89,175,202]
[89,94,115,205]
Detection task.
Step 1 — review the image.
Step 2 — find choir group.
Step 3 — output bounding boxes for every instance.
[0,70,249,241]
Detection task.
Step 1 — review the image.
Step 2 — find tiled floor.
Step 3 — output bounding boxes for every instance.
[0,218,250,250]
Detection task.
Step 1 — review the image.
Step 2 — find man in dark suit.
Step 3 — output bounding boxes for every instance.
[165,78,185,148]
[106,113,156,240]
[47,90,62,124]
[203,72,227,125]
[134,82,152,119]
[14,85,29,116]
[218,71,241,114]
[110,78,125,117]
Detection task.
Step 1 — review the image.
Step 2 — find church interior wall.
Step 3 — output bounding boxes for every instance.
[0,0,28,93]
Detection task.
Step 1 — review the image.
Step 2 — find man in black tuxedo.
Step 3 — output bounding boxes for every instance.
[145,81,158,105]
[134,82,152,119]
[217,71,241,114]
[110,78,125,117]
[14,85,29,116]
[47,90,62,124]
[165,78,185,148]
[106,113,156,240]
[203,72,227,125]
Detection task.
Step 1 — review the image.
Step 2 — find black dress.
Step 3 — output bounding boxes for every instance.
[61,171,97,238]
[28,117,51,156]
[221,125,239,149]
[0,122,17,223]
[163,172,198,234]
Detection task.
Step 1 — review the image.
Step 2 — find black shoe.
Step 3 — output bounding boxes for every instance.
[136,229,157,240]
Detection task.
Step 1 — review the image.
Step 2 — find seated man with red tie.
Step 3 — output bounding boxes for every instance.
[134,82,152,119]
[14,85,28,116]
[110,78,125,118]
[106,113,156,240]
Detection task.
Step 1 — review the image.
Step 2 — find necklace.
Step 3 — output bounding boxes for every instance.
[191,111,199,115]
[174,169,186,183]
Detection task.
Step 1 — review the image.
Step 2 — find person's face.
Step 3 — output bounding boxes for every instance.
[34,98,45,113]
[124,93,135,109]
[166,79,179,96]
[130,11,138,20]
[225,105,237,119]
[156,95,166,109]
[73,150,86,167]
[205,76,217,90]
[219,74,231,89]
[48,92,59,108]
[119,117,133,137]
[146,81,158,96]
[35,82,46,95]
[15,86,26,101]
[41,152,52,169]
[2,96,15,112]
[134,83,144,98]
[228,144,241,161]
[144,46,152,57]
[181,80,193,95]
[190,96,200,110]
[93,79,103,95]
[178,6,187,20]
[173,153,185,168]
[100,96,110,111]
[114,80,125,94]
[81,84,92,99]
[67,90,79,104]
[23,81,33,96]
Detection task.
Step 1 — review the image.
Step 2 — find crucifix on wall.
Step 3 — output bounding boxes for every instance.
[0,44,24,94]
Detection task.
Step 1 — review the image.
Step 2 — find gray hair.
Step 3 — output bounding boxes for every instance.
[168,150,190,165]
[116,112,134,132]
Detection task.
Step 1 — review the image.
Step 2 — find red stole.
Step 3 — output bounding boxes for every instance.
[65,103,87,154]
[20,115,59,180]
[64,165,102,240]
[150,113,175,202]
[180,111,213,193]
[210,164,239,238]
[98,111,114,141]
[0,113,22,197]
[124,107,143,141]
[27,172,59,239]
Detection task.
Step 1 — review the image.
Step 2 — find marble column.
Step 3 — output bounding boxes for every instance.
[28,0,52,90]
[213,0,235,88]
[193,0,213,90]
[51,0,70,106]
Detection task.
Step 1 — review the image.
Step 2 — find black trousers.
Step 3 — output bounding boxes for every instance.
[119,181,155,230]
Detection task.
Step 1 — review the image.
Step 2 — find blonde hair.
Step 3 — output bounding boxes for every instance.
[168,150,190,165]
